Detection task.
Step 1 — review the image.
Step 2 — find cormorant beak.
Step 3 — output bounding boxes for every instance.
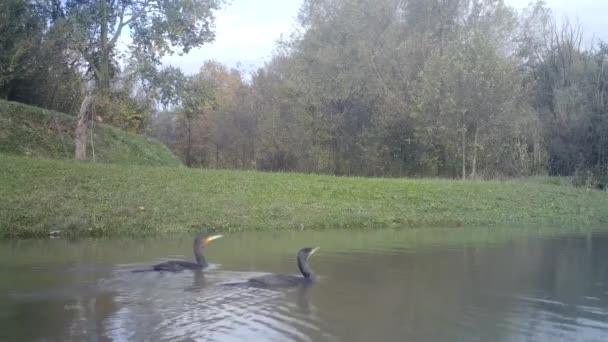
[203,234,223,246]
[310,247,320,256]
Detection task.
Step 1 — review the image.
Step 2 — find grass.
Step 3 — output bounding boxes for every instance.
[1,153,607,238]
[0,100,181,167]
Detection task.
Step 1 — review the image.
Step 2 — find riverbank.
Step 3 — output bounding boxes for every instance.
[0,100,181,167]
[1,154,607,237]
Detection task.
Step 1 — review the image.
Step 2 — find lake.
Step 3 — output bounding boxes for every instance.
[1,228,608,341]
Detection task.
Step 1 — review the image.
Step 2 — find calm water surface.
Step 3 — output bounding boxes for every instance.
[1,228,608,341]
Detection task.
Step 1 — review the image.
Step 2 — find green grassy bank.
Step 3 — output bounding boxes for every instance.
[0,100,181,167]
[1,154,607,238]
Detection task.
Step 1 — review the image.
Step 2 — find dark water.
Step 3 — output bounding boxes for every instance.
[1,228,608,341]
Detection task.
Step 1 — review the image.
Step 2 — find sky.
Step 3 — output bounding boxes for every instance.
[162,0,608,75]
[161,0,302,74]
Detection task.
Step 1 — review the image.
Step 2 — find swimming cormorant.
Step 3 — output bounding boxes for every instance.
[229,247,319,288]
[133,234,223,272]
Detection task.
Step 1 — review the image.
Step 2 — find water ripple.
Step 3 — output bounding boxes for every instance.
[99,269,335,342]
[4,230,608,342]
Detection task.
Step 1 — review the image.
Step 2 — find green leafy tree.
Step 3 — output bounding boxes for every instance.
[46,0,225,160]
[0,0,43,99]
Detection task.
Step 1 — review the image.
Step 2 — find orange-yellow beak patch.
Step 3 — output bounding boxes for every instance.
[203,234,223,246]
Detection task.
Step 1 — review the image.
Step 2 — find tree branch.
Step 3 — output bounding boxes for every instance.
[109,0,127,47]
[110,0,154,47]
[77,46,101,80]
[123,0,155,26]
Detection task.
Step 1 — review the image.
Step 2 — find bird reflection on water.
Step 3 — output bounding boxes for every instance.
[105,267,325,341]
[106,243,326,341]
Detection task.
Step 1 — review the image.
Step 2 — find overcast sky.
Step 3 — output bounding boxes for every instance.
[161,0,608,74]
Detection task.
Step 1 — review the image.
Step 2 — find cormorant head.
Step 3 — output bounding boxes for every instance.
[193,233,223,267]
[297,247,319,278]
[299,247,320,259]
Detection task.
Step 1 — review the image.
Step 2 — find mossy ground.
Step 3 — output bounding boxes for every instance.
[0,100,181,167]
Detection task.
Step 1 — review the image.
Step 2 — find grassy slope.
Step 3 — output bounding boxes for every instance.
[1,154,607,237]
[0,100,181,167]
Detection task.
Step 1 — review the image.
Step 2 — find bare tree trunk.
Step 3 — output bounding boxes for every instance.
[597,58,605,108]
[461,111,467,180]
[184,115,193,167]
[533,121,539,169]
[75,92,94,160]
[215,143,220,168]
[99,0,110,91]
[535,120,544,172]
[471,126,479,179]
[241,143,246,169]
[90,120,96,162]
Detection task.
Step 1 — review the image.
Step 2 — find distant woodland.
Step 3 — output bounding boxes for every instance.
[2,0,607,185]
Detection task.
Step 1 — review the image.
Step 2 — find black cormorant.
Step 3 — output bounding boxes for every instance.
[133,234,223,272]
[229,247,319,288]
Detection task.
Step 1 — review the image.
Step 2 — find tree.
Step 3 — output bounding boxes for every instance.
[0,0,43,99]
[48,0,225,160]
[518,3,606,182]
[171,61,259,169]
[251,57,309,172]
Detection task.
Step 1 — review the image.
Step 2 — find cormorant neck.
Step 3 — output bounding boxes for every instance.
[195,250,207,268]
[297,252,313,278]
[193,236,208,268]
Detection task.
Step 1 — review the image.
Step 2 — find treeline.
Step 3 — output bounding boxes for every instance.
[2,0,607,185]
[149,0,607,185]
